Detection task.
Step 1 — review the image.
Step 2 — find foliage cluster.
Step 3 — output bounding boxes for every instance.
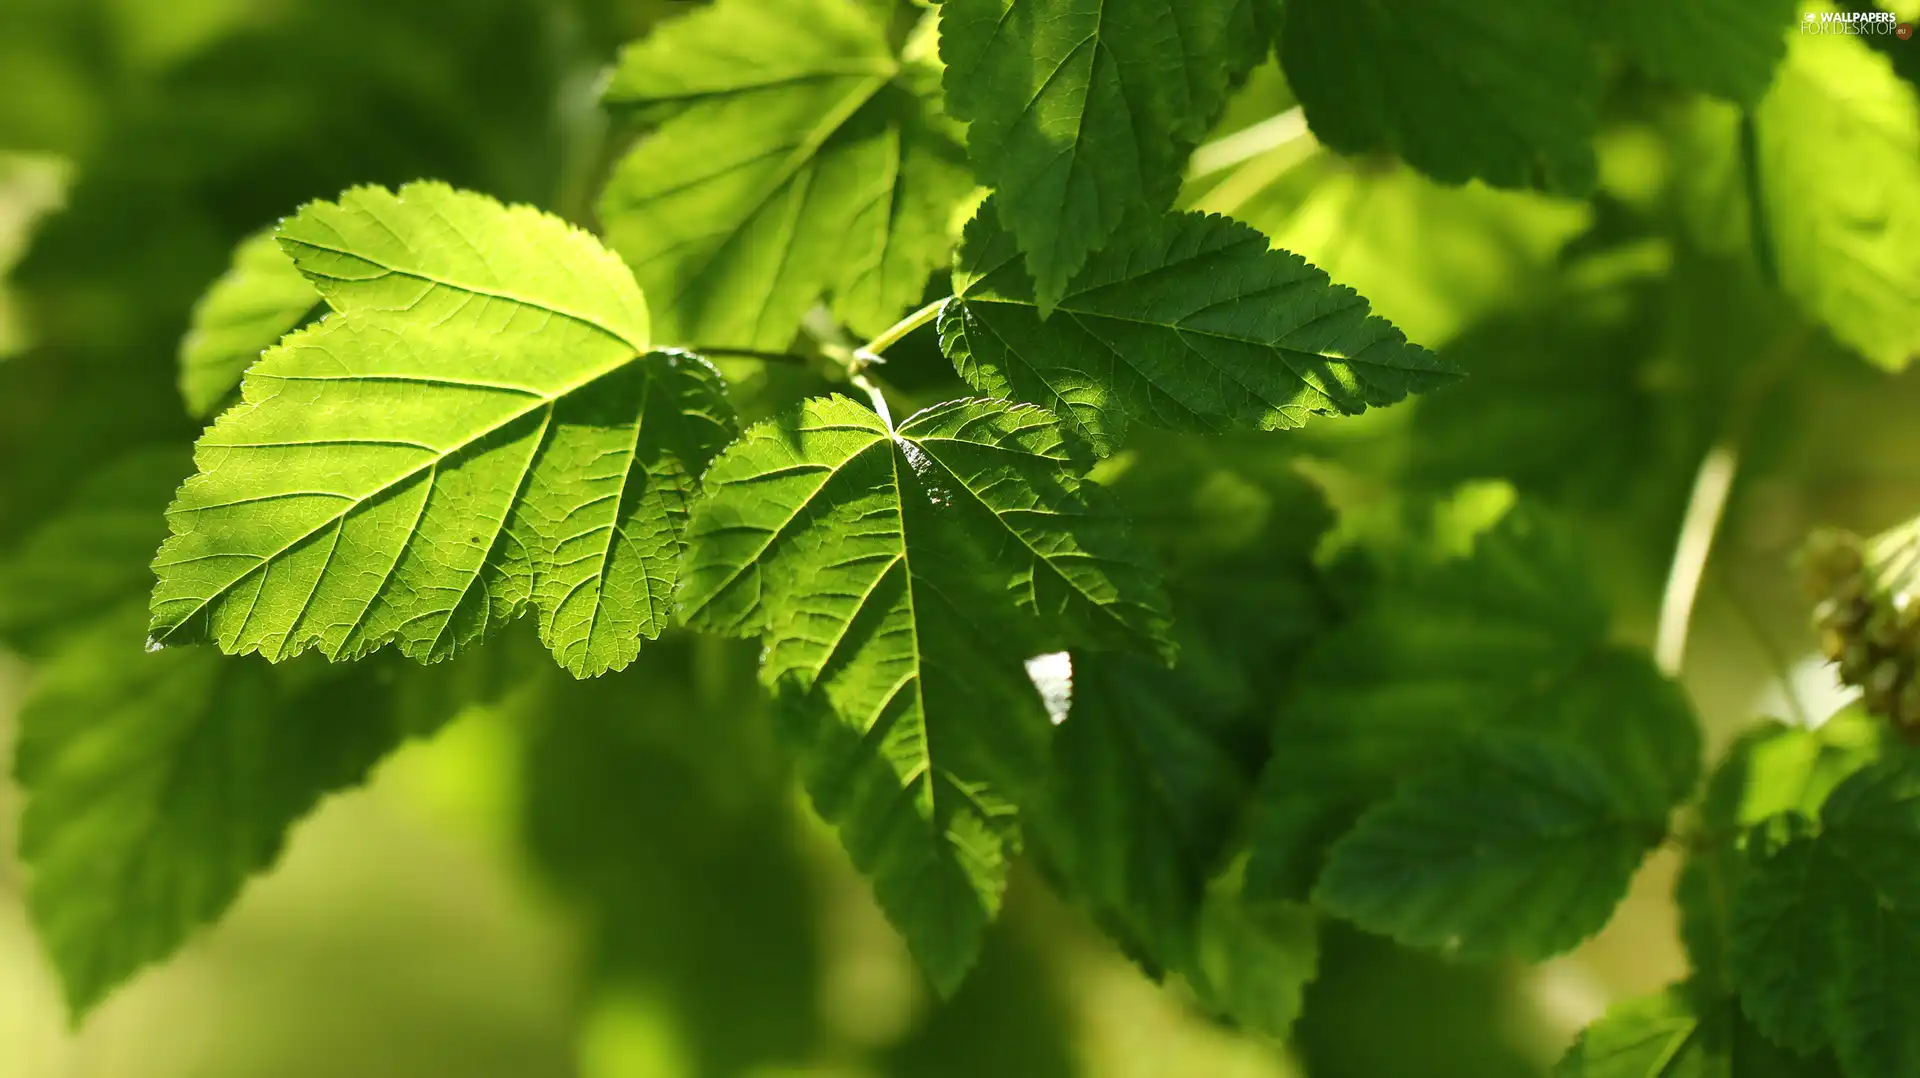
[5,0,1920,1074]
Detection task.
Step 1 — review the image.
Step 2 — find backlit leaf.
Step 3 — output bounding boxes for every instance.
[149,182,737,677]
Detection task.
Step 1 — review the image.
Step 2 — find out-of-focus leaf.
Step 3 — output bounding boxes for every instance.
[1278,0,1600,193]
[1595,0,1798,105]
[1556,982,1837,1078]
[1247,500,1700,918]
[13,610,441,1017]
[1676,711,1885,994]
[1315,732,1666,961]
[177,227,318,417]
[0,445,187,653]
[1681,9,1920,371]
[1188,881,1319,1039]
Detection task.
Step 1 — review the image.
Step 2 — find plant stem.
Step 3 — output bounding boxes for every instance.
[1738,111,1779,290]
[861,298,947,358]
[1190,107,1310,178]
[1656,443,1741,676]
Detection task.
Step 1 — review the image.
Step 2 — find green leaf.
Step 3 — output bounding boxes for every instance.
[148,182,738,677]
[1278,0,1599,193]
[938,0,1272,309]
[942,205,1456,455]
[1034,650,1250,971]
[678,394,1171,992]
[1682,16,1920,371]
[1246,500,1700,915]
[1595,0,1797,105]
[1755,16,1920,371]
[1188,882,1320,1039]
[596,0,973,350]
[12,609,442,1017]
[1676,711,1885,994]
[1734,753,1920,1074]
[1314,732,1664,960]
[1187,153,1591,350]
[177,227,319,418]
[0,446,188,652]
[1556,983,1836,1078]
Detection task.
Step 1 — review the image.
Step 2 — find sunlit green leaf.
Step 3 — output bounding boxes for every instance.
[149,182,737,677]
[678,394,1171,991]
[597,0,972,350]
[1683,14,1920,371]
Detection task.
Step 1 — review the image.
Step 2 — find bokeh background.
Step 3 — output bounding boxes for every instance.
[4,0,1918,1075]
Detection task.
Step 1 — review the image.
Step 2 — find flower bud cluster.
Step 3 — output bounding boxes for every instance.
[1802,527,1920,732]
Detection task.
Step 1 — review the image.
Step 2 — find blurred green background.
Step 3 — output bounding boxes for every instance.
[4,0,1920,1074]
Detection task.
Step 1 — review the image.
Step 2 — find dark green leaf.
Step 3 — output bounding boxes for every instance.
[1734,753,1920,1074]
[1315,732,1664,960]
[1247,500,1700,919]
[943,205,1455,454]
[939,0,1272,308]
[1279,0,1599,192]
[1595,0,1797,105]
[1676,711,1885,994]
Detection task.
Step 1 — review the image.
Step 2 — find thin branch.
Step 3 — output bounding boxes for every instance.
[1657,443,1741,675]
[1190,107,1310,178]
[862,298,946,358]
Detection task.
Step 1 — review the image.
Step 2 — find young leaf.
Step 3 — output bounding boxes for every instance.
[148,183,738,677]
[1313,732,1663,961]
[941,206,1456,454]
[1278,0,1599,193]
[1594,0,1797,106]
[177,228,319,418]
[677,394,1171,992]
[597,0,973,350]
[1246,500,1700,923]
[938,0,1272,309]
[13,610,436,1017]
[1556,983,1836,1078]
[1734,754,1920,1075]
